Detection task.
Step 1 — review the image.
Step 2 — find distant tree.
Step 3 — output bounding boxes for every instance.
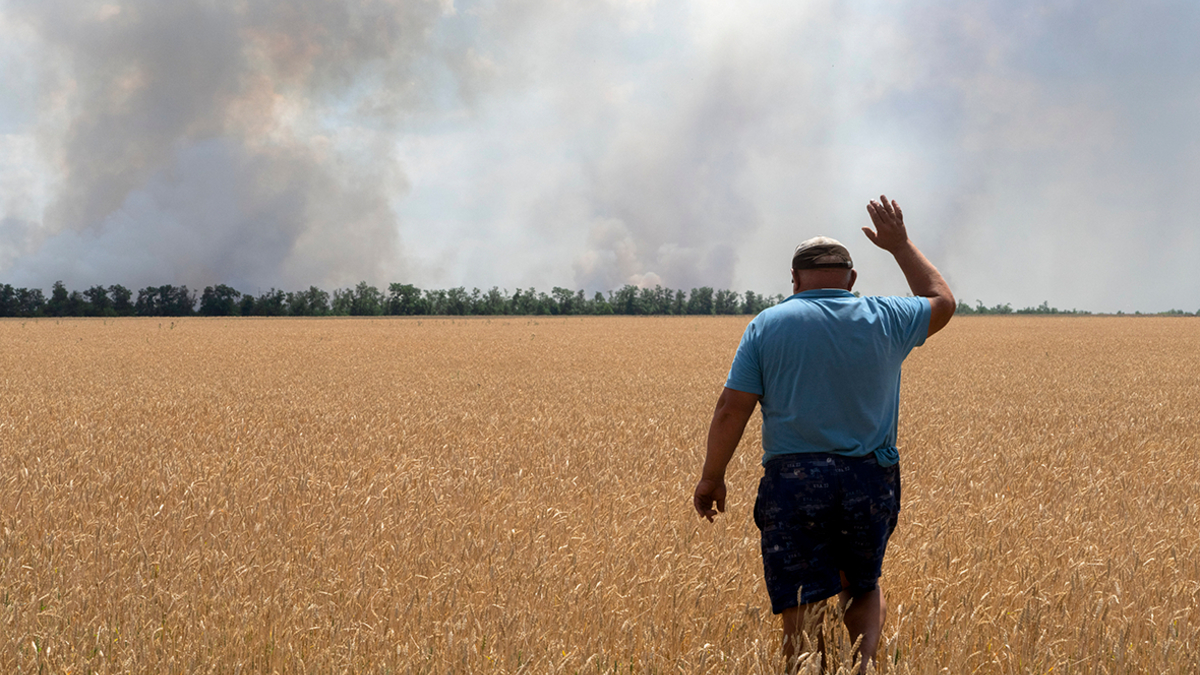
[660,286,679,314]
[504,288,528,315]
[17,288,45,317]
[67,290,88,316]
[590,291,613,315]
[443,287,469,315]
[611,285,640,315]
[349,282,384,316]
[387,283,425,315]
[478,287,507,315]
[253,288,287,316]
[109,285,134,315]
[330,289,351,315]
[636,286,656,314]
[0,284,15,317]
[137,285,194,316]
[46,281,71,317]
[638,285,674,315]
[239,294,257,316]
[687,287,714,315]
[422,288,448,315]
[135,287,158,316]
[1016,301,1056,315]
[714,289,740,315]
[167,286,196,316]
[199,285,242,316]
[84,285,113,316]
[672,289,686,315]
[287,286,331,316]
[551,287,577,315]
[742,290,770,315]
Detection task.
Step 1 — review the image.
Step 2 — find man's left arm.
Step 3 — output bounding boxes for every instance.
[694,387,761,522]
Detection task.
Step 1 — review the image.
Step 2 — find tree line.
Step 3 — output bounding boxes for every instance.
[955,300,1093,315]
[0,281,787,318]
[955,300,1199,316]
[4,281,1194,318]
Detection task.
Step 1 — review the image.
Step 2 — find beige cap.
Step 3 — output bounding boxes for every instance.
[792,236,853,270]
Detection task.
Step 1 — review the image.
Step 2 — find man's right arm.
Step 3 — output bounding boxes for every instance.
[863,195,955,336]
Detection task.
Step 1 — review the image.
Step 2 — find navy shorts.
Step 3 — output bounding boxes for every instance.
[753,454,901,614]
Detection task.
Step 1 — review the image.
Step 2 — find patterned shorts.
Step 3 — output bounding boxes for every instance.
[753,454,901,614]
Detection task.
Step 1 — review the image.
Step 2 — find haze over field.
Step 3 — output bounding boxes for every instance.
[1,1,1198,313]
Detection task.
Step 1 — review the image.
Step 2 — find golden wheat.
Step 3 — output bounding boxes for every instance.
[1,316,1197,673]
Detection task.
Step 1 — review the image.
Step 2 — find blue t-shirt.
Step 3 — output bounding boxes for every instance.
[724,289,931,467]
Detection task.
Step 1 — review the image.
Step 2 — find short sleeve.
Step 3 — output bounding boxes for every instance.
[724,319,765,396]
[879,296,931,352]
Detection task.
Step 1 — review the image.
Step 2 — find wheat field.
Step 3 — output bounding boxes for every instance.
[1,315,1198,673]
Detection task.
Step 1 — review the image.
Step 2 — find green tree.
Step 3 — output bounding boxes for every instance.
[67,290,87,316]
[551,287,577,315]
[0,284,15,317]
[287,286,331,316]
[742,290,769,315]
[686,287,714,315]
[109,285,134,315]
[714,289,739,315]
[591,291,613,315]
[46,280,70,317]
[349,282,384,316]
[672,289,686,315]
[199,285,242,316]
[17,288,45,317]
[84,285,113,316]
[444,287,470,315]
[422,288,448,315]
[137,285,194,316]
[135,287,158,315]
[479,287,508,315]
[253,288,287,316]
[611,285,641,315]
[387,283,425,315]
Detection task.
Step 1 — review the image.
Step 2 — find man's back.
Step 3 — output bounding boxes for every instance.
[693,196,955,672]
[725,289,931,466]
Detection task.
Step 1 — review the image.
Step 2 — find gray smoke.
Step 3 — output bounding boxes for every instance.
[2,0,450,291]
[4,1,1198,311]
[570,63,765,293]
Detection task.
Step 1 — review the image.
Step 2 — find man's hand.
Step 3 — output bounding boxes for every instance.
[863,195,909,253]
[861,193,957,336]
[694,478,727,522]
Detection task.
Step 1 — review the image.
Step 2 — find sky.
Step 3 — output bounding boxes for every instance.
[1,0,1198,313]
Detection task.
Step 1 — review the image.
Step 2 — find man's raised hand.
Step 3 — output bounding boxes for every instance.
[863,195,909,253]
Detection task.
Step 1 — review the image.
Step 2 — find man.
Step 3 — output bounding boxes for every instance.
[693,195,955,672]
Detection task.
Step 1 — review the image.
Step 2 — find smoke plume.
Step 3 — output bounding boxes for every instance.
[3,1,1198,311]
[2,0,452,291]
